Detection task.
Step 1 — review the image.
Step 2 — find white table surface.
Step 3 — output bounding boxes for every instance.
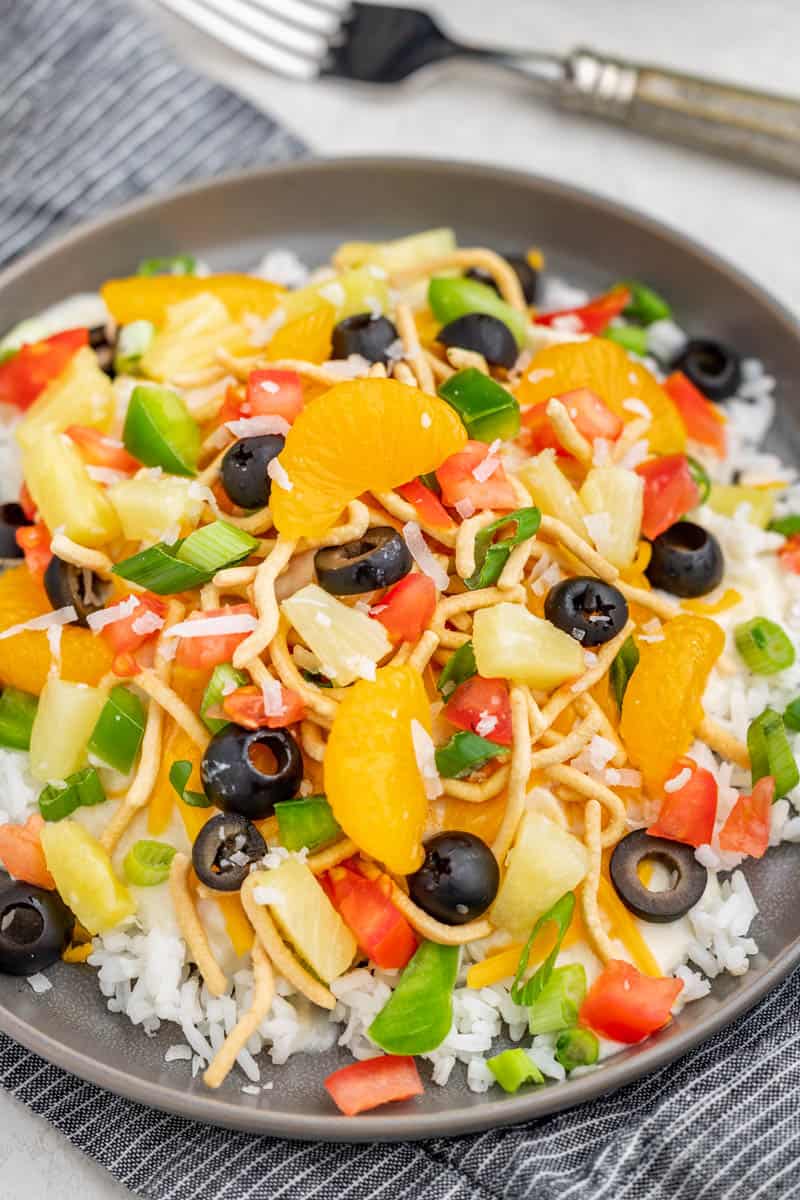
[1,1,797,1196]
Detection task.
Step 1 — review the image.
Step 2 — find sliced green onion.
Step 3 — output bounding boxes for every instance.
[201,664,249,733]
[464,507,540,590]
[39,766,106,822]
[603,325,649,356]
[783,697,800,732]
[114,521,257,594]
[0,687,38,751]
[610,635,640,711]
[176,520,258,574]
[124,839,176,886]
[687,456,711,504]
[555,1027,599,1072]
[747,707,799,797]
[428,277,527,347]
[169,760,211,807]
[527,963,587,1035]
[486,1048,544,1093]
[137,254,196,277]
[434,730,508,779]
[123,384,200,477]
[275,795,341,852]
[619,280,671,325]
[769,514,800,537]
[437,641,477,698]
[419,471,442,496]
[300,668,333,689]
[438,368,521,443]
[734,617,795,675]
[511,891,575,1008]
[114,320,154,375]
[88,685,145,774]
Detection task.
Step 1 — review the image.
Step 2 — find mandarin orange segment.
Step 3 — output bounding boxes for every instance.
[266,301,335,365]
[324,665,430,874]
[620,614,724,793]
[0,566,113,693]
[270,379,468,540]
[515,338,686,455]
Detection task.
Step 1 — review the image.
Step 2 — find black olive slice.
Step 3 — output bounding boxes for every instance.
[43,556,114,626]
[671,338,741,401]
[315,526,412,596]
[0,882,74,976]
[407,831,499,925]
[609,828,707,923]
[192,813,266,891]
[646,521,724,598]
[220,435,285,510]
[544,576,629,647]
[437,313,518,369]
[201,724,303,821]
[331,314,398,364]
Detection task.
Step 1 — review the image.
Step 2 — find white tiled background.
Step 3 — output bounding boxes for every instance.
[1,1,797,1195]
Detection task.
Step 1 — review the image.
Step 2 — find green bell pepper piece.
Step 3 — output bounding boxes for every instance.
[604,325,649,356]
[438,368,521,442]
[275,795,341,852]
[428,277,527,347]
[487,1048,544,1093]
[123,384,200,477]
[88,686,145,774]
[201,664,249,733]
[0,687,38,751]
[368,941,459,1055]
[620,279,671,325]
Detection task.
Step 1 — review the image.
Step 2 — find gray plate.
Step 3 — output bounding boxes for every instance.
[0,158,798,1142]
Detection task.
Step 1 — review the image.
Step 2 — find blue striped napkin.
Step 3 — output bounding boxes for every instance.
[2,2,800,1197]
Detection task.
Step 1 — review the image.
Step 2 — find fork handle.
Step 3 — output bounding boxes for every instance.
[557,49,800,177]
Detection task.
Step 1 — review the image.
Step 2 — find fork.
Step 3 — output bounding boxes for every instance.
[151,0,800,178]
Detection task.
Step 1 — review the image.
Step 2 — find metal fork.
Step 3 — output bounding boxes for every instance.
[151,0,800,177]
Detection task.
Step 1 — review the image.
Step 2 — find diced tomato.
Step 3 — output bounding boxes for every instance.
[0,328,88,410]
[175,604,256,670]
[218,384,247,425]
[520,402,562,455]
[100,593,168,656]
[664,371,726,456]
[111,651,142,678]
[0,814,55,890]
[15,524,52,577]
[396,478,456,530]
[372,574,437,644]
[18,483,37,522]
[719,776,775,859]
[65,425,140,473]
[637,454,700,541]
[327,864,417,969]
[579,959,683,1043]
[222,683,305,729]
[436,440,516,511]
[324,1055,423,1116]
[779,534,800,575]
[443,676,512,746]
[246,368,304,423]
[521,388,622,456]
[534,285,631,335]
[647,757,718,848]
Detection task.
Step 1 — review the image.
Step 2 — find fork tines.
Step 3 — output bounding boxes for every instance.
[152,0,352,80]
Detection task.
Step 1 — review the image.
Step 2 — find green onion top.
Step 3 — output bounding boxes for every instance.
[39,766,107,822]
[747,707,799,797]
[619,280,672,326]
[769,515,800,537]
[610,636,639,711]
[486,1048,544,1093]
[734,617,796,675]
[434,730,508,779]
[169,760,211,807]
[124,840,176,886]
[464,507,541,591]
[437,641,477,698]
[137,254,196,277]
[686,456,711,505]
[604,325,649,356]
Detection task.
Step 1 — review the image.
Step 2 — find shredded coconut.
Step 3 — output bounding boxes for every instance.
[420,412,432,429]
[165,614,258,640]
[27,973,52,994]
[664,765,693,793]
[621,397,652,421]
[0,605,78,641]
[131,610,165,637]
[527,367,555,384]
[267,458,293,492]
[226,415,290,438]
[86,466,129,486]
[455,498,476,520]
[475,712,498,738]
[260,675,286,717]
[410,719,443,799]
[402,521,449,591]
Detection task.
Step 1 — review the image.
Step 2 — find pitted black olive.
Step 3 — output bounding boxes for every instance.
[544,576,629,647]
[671,338,741,401]
[315,527,412,596]
[43,556,113,626]
[609,828,707,922]
[466,255,539,305]
[89,324,117,377]
[201,724,303,820]
[437,313,517,369]
[221,435,285,510]
[0,502,30,561]
[331,313,399,364]
[407,832,499,925]
[645,521,723,598]
[192,813,266,892]
[0,882,74,976]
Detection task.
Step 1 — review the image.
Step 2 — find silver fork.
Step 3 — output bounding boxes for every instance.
[151,0,800,178]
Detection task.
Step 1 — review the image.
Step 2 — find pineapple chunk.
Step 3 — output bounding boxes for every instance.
[16,348,114,451]
[281,584,391,686]
[29,678,107,782]
[707,483,776,528]
[250,859,356,982]
[473,603,585,690]
[517,450,587,537]
[490,811,589,936]
[580,466,644,568]
[108,476,204,542]
[333,228,456,274]
[141,293,250,382]
[40,820,134,934]
[282,268,390,324]
[22,431,121,546]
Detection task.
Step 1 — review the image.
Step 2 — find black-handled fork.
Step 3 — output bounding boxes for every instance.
[151,0,800,178]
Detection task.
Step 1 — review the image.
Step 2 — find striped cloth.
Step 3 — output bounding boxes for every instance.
[3,3,800,1198]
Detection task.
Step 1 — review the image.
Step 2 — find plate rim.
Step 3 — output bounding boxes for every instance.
[1,154,798,1141]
